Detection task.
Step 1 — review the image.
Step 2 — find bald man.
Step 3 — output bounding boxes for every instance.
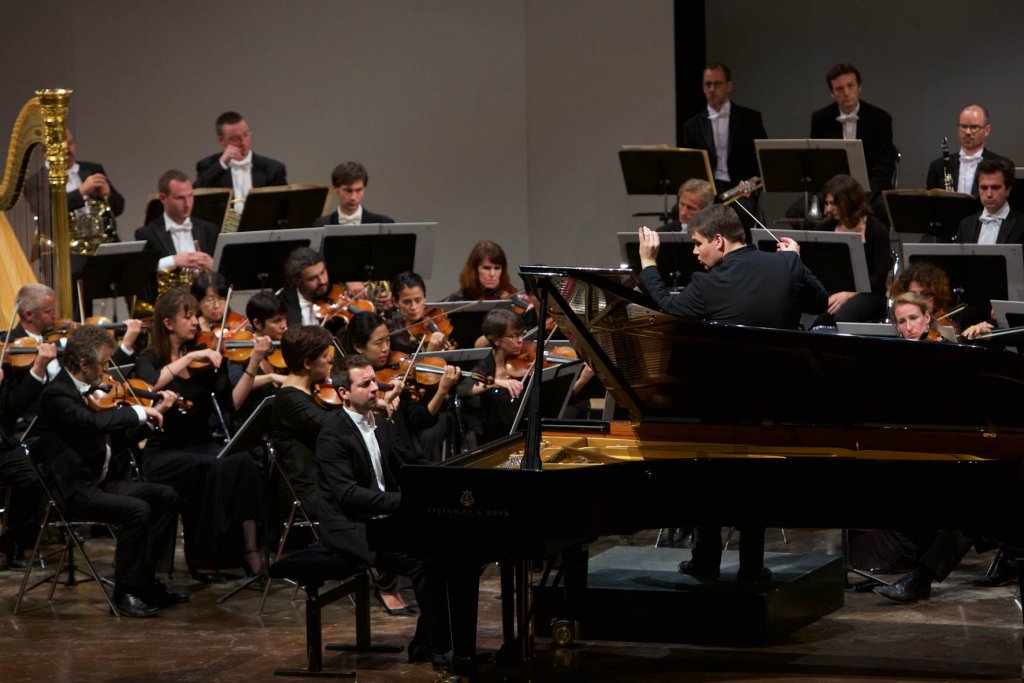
[926,104,1014,196]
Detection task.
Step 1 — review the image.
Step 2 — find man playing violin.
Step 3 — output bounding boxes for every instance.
[32,324,185,617]
[281,247,382,333]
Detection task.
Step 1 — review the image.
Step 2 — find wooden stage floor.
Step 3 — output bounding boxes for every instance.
[1,529,1021,682]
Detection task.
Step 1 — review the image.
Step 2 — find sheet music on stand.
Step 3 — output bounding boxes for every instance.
[212,227,323,292]
[618,145,716,221]
[902,243,1024,309]
[84,241,161,311]
[321,222,436,281]
[236,184,330,232]
[883,189,979,241]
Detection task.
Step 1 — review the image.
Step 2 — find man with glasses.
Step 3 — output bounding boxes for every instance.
[195,111,287,207]
[926,104,1014,197]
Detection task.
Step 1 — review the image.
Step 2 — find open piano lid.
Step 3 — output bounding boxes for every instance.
[519,265,1024,433]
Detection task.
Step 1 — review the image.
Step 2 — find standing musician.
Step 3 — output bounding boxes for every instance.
[926,105,1014,196]
[32,325,185,617]
[389,271,449,353]
[657,179,714,233]
[135,170,218,272]
[891,293,943,341]
[134,289,265,579]
[315,353,452,664]
[194,111,287,206]
[456,309,527,445]
[444,240,518,301]
[312,161,394,226]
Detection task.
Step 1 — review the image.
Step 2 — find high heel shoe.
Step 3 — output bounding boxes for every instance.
[375,588,417,616]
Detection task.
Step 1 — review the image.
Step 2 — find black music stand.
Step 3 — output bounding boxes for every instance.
[904,243,1024,314]
[426,301,516,351]
[80,241,161,310]
[212,228,323,291]
[882,189,979,241]
[756,139,869,222]
[750,228,871,294]
[321,223,433,283]
[236,185,330,232]
[619,146,715,222]
[144,188,232,227]
[617,231,701,290]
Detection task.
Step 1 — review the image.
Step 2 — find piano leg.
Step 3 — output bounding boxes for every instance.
[444,563,481,676]
[553,545,588,646]
[495,559,536,667]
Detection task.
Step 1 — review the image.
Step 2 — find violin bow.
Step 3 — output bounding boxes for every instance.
[0,299,20,368]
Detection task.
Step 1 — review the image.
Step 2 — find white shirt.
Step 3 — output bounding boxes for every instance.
[977,202,1010,245]
[343,406,385,492]
[221,150,254,206]
[337,205,363,225]
[836,104,860,141]
[69,372,146,481]
[297,291,318,325]
[157,213,196,271]
[958,149,984,195]
[22,330,62,382]
[707,101,731,182]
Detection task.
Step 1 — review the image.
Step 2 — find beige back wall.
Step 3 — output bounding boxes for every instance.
[0,1,674,296]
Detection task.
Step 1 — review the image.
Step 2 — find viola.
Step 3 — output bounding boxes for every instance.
[0,336,62,370]
[378,351,490,388]
[313,377,343,409]
[509,293,555,333]
[406,307,456,348]
[212,328,282,364]
[504,342,579,378]
[86,374,193,412]
[314,284,375,323]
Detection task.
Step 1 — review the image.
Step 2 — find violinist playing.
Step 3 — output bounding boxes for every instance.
[280,246,385,333]
[456,308,527,445]
[388,271,450,354]
[444,240,518,301]
[190,271,246,335]
[892,293,944,341]
[32,325,186,617]
[228,290,288,425]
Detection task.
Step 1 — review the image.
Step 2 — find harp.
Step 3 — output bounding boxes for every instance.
[0,89,73,319]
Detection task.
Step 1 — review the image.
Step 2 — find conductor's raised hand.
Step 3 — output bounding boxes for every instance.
[777,236,801,255]
[638,226,660,269]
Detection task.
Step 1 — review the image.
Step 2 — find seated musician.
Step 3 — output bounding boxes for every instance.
[891,262,954,324]
[134,289,265,579]
[389,271,448,354]
[444,240,518,301]
[280,247,370,332]
[657,179,714,233]
[32,325,185,617]
[809,174,890,324]
[956,158,1022,245]
[315,353,452,665]
[926,105,1014,196]
[457,309,527,445]
[227,290,288,424]
[194,111,287,207]
[134,169,218,273]
[892,293,944,341]
[312,161,394,226]
[640,206,827,582]
[27,128,125,221]
[0,363,46,571]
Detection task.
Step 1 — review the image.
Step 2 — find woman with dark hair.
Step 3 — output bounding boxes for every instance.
[135,288,265,579]
[389,271,448,354]
[189,271,246,333]
[445,240,517,301]
[457,308,528,444]
[814,174,891,323]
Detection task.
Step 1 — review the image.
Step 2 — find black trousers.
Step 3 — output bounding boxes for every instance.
[374,551,450,654]
[690,525,766,572]
[0,447,45,551]
[917,530,973,583]
[66,480,178,592]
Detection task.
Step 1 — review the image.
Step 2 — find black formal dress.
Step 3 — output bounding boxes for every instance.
[271,386,333,520]
[810,99,896,199]
[194,153,287,189]
[926,148,1013,196]
[312,207,395,227]
[31,369,178,595]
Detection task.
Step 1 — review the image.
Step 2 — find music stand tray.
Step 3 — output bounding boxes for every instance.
[218,396,275,459]
[882,189,979,240]
[618,231,701,290]
[212,228,324,292]
[144,188,231,228]
[750,228,871,293]
[902,243,1024,306]
[618,145,716,195]
[82,241,161,304]
[755,139,869,193]
[236,184,330,232]
[321,222,436,282]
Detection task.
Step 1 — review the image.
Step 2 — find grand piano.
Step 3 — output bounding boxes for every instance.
[369,265,1024,674]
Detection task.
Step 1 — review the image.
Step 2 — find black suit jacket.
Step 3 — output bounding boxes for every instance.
[134,215,220,258]
[956,208,1024,244]
[315,409,403,564]
[639,245,828,329]
[926,148,1013,196]
[194,152,287,189]
[26,161,126,217]
[681,101,767,184]
[312,207,395,227]
[31,369,143,505]
[810,99,896,195]
[281,288,303,326]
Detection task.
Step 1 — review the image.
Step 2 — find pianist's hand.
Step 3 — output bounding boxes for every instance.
[638,226,660,269]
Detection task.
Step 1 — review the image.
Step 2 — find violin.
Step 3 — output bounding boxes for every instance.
[211,328,282,364]
[314,284,375,323]
[406,307,456,349]
[504,342,579,378]
[509,293,555,333]
[313,377,343,409]
[86,375,193,412]
[0,337,63,369]
[44,317,152,343]
[378,351,490,388]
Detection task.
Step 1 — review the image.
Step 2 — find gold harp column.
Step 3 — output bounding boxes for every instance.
[37,88,72,319]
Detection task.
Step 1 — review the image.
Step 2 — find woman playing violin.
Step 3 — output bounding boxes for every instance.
[135,289,266,579]
[457,308,527,444]
[190,271,247,334]
[444,240,517,301]
[226,291,288,425]
[892,292,943,341]
[389,271,449,353]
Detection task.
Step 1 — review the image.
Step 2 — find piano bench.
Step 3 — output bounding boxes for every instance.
[268,545,402,678]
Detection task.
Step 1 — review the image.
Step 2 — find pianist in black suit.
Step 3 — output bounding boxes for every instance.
[638,206,828,581]
[315,353,450,664]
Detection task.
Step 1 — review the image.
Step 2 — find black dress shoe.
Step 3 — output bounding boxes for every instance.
[737,566,773,583]
[973,559,1019,587]
[143,581,190,608]
[113,592,159,618]
[874,568,932,603]
[407,641,432,663]
[4,555,29,571]
[677,559,719,580]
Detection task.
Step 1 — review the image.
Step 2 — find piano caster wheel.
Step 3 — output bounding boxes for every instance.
[551,619,576,648]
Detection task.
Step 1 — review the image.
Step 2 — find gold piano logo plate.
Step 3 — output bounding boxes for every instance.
[460,490,475,507]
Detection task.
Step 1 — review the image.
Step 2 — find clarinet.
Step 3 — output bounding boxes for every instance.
[942,136,954,191]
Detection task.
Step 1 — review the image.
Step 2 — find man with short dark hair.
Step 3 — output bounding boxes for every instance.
[956,158,1022,244]
[134,170,219,272]
[313,161,394,226]
[810,63,896,207]
[194,111,287,204]
[926,105,1014,196]
[281,247,331,326]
